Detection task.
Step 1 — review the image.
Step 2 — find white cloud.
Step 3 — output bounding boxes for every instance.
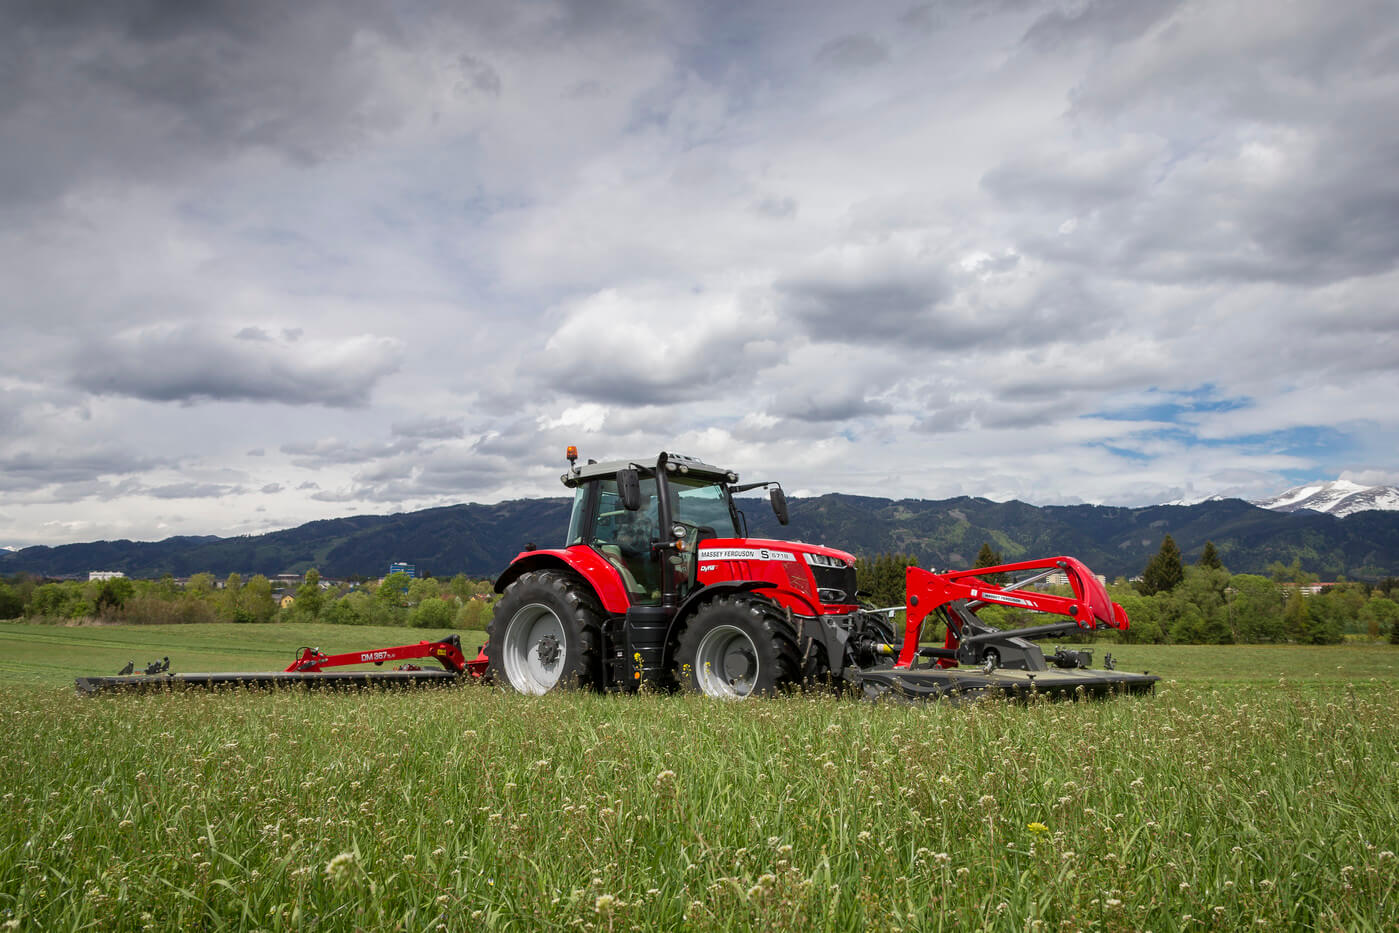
[0,0,1395,547]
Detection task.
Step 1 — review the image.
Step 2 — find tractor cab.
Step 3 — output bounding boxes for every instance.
[559,449,784,609]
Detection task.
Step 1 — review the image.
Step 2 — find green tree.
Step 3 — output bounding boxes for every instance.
[1138,535,1184,596]
[1283,588,1311,642]
[27,582,94,619]
[455,597,491,631]
[0,581,24,620]
[94,577,135,617]
[1114,592,1166,643]
[407,577,441,607]
[1163,566,1232,643]
[292,569,325,620]
[185,573,216,596]
[243,575,277,623]
[1360,596,1399,641]
[1227,574,1286,643]
[1197,541,1223,571]
[973,542,1005,584]
[409,597,455,629]
[376,572,415,609]
[854,553,919,608]
[1267,558,1318,585]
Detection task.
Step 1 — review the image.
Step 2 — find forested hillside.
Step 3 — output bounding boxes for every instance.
[4,495,1399,581]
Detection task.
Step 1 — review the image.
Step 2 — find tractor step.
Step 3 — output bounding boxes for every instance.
[857,666,1159,702]
[74,669,461,696]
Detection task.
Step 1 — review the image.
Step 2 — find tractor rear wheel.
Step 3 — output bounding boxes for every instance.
[487,571,602,694]
[674,595,800,699]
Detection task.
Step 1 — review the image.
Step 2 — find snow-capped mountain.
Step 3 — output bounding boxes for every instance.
[1163,493,1228,506]
[1251,480,1399,517]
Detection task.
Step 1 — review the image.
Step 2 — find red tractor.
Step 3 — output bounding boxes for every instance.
[75,448,1155,701]
[485,449,1157,700]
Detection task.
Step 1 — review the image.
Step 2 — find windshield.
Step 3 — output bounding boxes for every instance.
[668,476,740,536]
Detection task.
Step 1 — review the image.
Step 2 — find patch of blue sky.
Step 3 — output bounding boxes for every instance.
[1096,444,1152,462]
[1088,385,1250,424]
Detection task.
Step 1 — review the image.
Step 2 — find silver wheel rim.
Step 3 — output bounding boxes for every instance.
[501,603,567,694]
[694,624,759,699]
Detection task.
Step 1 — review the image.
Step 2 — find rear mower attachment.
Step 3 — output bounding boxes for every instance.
[74,634,488,695]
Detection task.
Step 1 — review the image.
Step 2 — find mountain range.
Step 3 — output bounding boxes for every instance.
[1250,480,1399,517]
[4,493,1399,583]
[1163,479,1399,516]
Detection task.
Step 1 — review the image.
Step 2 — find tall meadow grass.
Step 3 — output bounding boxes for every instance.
[1,677,1395,930]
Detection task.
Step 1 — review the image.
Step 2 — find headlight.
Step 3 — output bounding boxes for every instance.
[803,552,850,569]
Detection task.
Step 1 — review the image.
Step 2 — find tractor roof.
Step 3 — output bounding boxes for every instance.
[561,452,738,488]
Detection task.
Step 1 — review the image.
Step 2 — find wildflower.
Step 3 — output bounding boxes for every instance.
[1027,822,1049,833]
[324,851,357,883]
[594,894,617,914]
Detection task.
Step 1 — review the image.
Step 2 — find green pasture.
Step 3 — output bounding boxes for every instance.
[1,620,1396,688]
[1,625,1396,930]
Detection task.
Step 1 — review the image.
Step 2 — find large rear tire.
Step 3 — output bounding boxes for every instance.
[486,571,602,694]
[674,596,800,699]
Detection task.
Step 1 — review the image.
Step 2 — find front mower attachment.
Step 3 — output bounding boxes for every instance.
[851,556,1159,701]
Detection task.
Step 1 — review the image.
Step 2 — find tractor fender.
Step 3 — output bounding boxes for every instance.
[493,547,632,615]
[663,581,779,659]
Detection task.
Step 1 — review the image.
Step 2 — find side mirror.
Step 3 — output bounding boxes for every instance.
[770,486,789,525]
[617,469,642,511]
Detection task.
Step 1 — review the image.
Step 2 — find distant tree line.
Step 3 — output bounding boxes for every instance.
[1116,535,1399,644]
[0,570,498,631]
[6,542,1398,646]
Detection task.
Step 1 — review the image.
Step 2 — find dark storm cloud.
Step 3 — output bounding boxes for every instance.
[147,481,243,499]
[0,449,164,494]
[280,436,422,469]
[0,0,410,207]
[751,196,797,219]
[1021,0,1181,49]
[71,326,403,407]
[778,276,949,345]
[391,417,465,440]
[778,264,1109,352]
[814,34,890,70]
[993,0,1399,288]
[775,392,893,424]
[311,450,519,503]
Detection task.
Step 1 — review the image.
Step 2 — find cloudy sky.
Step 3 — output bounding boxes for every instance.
[2,0,1397,548]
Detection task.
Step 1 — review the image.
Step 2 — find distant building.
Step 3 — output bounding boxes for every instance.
[389,562,417,578]
[280,595,296,609]
[1280,582,1337,598]
[1041,571,1107,588]
[89,571,126,582]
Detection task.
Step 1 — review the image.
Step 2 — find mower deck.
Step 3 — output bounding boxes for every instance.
[857,666,1159,702]
[74,669,461,696]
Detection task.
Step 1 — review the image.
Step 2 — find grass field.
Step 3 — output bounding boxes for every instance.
[1,623,1396,930]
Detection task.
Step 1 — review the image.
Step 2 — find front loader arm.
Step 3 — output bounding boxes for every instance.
[896,556,1129,669]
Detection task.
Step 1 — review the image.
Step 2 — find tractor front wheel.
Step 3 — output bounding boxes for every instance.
[675,596,800,699]
[487,571,602,694]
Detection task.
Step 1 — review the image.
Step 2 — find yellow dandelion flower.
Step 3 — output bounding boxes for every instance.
[1027,822,1049,833]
